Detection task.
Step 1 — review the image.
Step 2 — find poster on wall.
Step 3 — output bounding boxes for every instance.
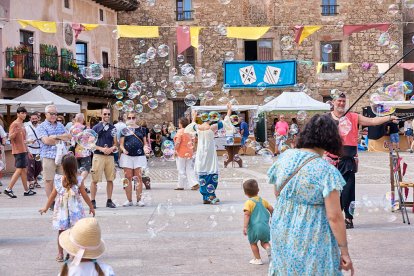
[223,60,297,89]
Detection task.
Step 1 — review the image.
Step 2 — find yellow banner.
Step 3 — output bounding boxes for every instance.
[298,25,322,44]
[316,62,324,74]
[190,27,203,48]
[335,63,352,70]
[117,25,159,38]
[227,27,270,40]
[82,24,99,31]
[18,20,57,33]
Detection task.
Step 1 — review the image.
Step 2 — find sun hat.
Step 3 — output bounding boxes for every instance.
[59,217,105,265]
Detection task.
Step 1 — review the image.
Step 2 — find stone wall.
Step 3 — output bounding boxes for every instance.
[118,0,404,125]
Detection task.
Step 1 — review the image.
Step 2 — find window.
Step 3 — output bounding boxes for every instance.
[244,40,273,61]
[176,0,193,21]
[321,0,338,16]
[99,9,104,21]
[19,30,34,53]
[321,41,341,73]
[102,52,109,68]
[64,0,70,9]
[76,42,88,67]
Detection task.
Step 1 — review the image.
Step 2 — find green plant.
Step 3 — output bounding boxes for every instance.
[40,44,58,70]
[95,79,109,90]
[40,71,53,81]
[13,45,30,54]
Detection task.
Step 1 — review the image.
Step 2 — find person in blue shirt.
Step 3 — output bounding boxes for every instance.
[240,117,250,155]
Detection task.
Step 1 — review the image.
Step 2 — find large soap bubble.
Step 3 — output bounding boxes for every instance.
[77,129,98,150]
[369,93,396,117]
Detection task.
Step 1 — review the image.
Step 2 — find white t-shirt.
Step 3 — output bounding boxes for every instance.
[405,121,413,131]
[25,122,42,154]
[0,125,6,138]
[58,261,114,276]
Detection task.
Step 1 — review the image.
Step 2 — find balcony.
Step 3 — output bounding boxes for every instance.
[92,0,139,11]
[2,50,131,97]
[176,10,194,21]
[321,5,338,16]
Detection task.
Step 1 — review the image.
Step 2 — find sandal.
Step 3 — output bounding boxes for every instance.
[34,182,42,188]
[28,183,34,189]
[191,184,200,190]
[345,219,354,229]
[209,197,220,205]
[56,254,64,262]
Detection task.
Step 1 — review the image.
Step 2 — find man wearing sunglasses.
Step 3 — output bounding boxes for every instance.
[25,112,42,190]
[37,105,71,202]
[4,107,36,198]
[90,108,118,209]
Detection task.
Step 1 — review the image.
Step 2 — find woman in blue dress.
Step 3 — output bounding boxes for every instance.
[267,114,354,275]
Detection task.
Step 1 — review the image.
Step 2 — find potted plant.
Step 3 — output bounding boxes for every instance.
[12,45,29,78]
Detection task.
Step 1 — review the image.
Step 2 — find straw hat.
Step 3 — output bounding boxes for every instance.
[59,217,105,260]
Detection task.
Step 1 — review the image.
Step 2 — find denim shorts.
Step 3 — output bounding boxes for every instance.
[405,128,413,136]
[390,133,400,143]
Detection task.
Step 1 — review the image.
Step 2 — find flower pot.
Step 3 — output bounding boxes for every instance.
[12,54,24,78]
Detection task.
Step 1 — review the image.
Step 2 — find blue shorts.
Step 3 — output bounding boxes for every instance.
[390,133,400,143]
[241,136,248,146]
[405,129,413,136]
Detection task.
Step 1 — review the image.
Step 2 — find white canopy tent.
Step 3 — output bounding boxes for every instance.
[0,99,53,113]
[2,86,80,114]
[259,91,331,112]
[191,105,258,112]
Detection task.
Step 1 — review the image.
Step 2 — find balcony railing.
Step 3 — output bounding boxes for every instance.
[176,10,194,21]
[321,5,338,16]
[3,51,131,91]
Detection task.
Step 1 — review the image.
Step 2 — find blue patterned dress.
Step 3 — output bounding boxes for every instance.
[267,149,346,276]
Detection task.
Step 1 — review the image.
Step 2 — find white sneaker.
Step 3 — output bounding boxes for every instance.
[266,247,271,257]
[122,200,133,207]
[249,258,263,265]
[136,200,145,207]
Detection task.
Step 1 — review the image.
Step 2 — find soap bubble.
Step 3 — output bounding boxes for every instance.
[229,115,240,125]
[388,4,399,15]
[121,127,133,136]
[378,32,391,46]
[123,100,134,112]
[404,81,413,94]
[384,82,406,100]
[114,91,124,100]
[140,95,149,105]
[219,0,231,4]
[70,125,84,138]
[296,110,307,122]
[89,64,104,80]
[280,36,294,50]
[257,82,266,92]
[257,148,274,160]
[338,116,352,136]
[198,44,205,52]
[218,96,229,104]
[139,40,146,48]
[118,80,128,90]
[234,154,241,161]
[28,37,34,44]
[160,79,168,88]
[173,80,185,93]
[146,46,157,60]
[114,101,124,111]
[77,129,98,150]
[156,90,167,103]
[209,111,220,122]
[264,96,275,103]
[323,44,333,54]
[204,91,214,101]
[177,55,185,63]
[225,51,235,62]
[289,124,299,135]
[294,83,306,91]
[404,0,414,9]
[165,60,171,67]
[135,104,143,113]
[184,94,197,106]
[206,184,215,193]
[153,124,162,133]
[222,84,231,94]
[200,113,210,122]
[348,201,360,217]
[121,178,129,188]
[369,93,396,116]
[279,143,290,153]
[148,98,159,109]
[138,53,148,64]
[127,86,140,99]
[111,29,120,39]
[336,21,344,28]
[389,42,400,54]
[157,44,170,57]
[9,61,15,68]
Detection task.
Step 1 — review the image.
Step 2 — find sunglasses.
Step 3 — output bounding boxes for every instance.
[57,120,63,122]
[48,112,57,116]
[127,117,136,119]
[103,113,110,116]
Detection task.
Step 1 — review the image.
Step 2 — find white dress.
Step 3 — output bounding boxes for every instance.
[194,129,218,175]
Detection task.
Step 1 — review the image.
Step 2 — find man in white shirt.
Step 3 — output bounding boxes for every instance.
[25,113,42,189]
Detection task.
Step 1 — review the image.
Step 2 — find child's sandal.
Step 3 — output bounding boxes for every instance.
[56,254,64,262]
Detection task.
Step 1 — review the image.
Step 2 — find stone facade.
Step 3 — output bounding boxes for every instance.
[118,0,404,125]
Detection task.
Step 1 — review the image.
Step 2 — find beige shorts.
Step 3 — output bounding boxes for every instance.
[91,154,115,183]
[42,158,63,181]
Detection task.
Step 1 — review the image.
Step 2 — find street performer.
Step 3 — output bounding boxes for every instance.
[325,92,398,229]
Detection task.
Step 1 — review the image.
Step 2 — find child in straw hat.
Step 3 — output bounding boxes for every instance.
[58,217,114,276]
[39,154,95,262]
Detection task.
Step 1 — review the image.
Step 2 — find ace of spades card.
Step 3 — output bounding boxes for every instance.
[263,66,281,85]
[239,65,257,85]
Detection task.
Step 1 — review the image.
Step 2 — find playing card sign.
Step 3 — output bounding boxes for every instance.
[239,65,257,85]
[224,60,296,89]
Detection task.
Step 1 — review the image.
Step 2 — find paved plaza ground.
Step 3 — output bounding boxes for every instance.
[0,151,413,275]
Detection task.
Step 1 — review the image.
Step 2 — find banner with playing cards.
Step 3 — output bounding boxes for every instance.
[223,60,296,89]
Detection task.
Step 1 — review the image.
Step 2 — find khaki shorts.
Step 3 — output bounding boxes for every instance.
[42,158,63,181]
[91,154,115,183]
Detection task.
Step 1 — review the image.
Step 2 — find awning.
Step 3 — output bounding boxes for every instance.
[191,105,258,112]
[259,91,330,112]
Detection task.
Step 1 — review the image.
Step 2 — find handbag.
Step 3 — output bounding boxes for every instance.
[275,155,319,196]
[55,141,68,165]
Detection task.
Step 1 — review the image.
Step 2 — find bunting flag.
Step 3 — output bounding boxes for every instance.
[316,62,327,74]
[176,26,191,54]
[72,23,99,39]
[335,63,353,70]
[190,27,203,48]
[376,63,390,74]
[226,27,270,40]
[294,25,322,45]
[18,20,57,33]
[116,25,159,38]
[397,63,414,71]
[343,23,390,36]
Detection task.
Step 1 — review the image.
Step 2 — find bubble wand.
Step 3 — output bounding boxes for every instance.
[343,47,414,117]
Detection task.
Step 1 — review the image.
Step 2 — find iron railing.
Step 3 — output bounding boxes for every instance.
[4,50,131,89]
[176,10,194,21]
[321,5,339,16]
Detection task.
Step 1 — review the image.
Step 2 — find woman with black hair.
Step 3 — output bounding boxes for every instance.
[267,114,354,275]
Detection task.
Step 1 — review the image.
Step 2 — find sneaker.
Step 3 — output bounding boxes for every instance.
[0,180,3,186]
[191,184,200,190]
[410,149,413,153]
[136,200,145,207]
[4,189,17,198]
[249,259,263,265]
[106,200,116,208]
[23,189,36,196]
[122,200,133,207]
[266,247,271,257]
[91,200,97,209]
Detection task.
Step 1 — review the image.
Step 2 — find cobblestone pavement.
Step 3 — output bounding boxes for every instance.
[0,152,413,275]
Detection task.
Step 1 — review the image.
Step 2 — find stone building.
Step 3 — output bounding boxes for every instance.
[118,0,405,126]
[0,0,138,126]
